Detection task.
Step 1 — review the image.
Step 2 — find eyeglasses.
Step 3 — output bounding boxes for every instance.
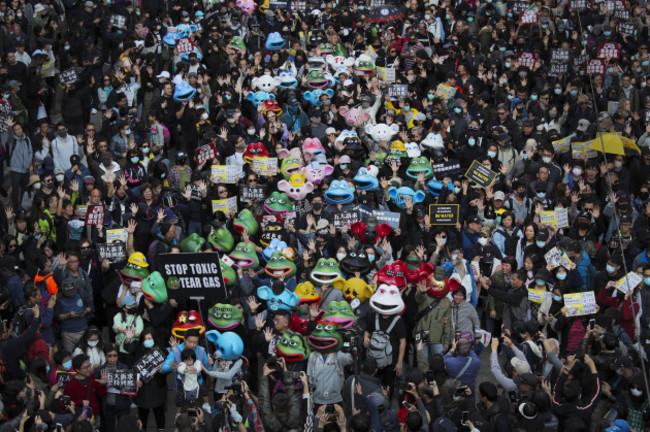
[218,189,227,194]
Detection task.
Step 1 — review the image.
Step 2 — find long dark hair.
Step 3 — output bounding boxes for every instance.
[78,326,104,353]
[140,327,157,350]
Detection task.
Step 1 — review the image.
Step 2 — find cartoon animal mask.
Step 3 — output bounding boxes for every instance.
[387,187,426,209]
[305,70,329,89]
[280,157,302,179]
[232,209,259,235]
[340,250,372,276]
[120,252,150,287]
[405,142,421,158]
[324,180,355,205]
[265,32,286,50]
[205,330,243,361]
[247,91,275,106]
[339,107,371,127]
[308,321,343,352]
[310,258,344,285]
[303,89,334,106]
[264,191,292,214]
[302,138,326,162]
[251,74,280,92]
[404,256,435,284]
[262,238,288,263]
[228,37,246,54]
[278,173,314,201]
[257,284,299,311]
[229,242,260,269]
[353,166,380,191]
[322,301,356,328]
[303,161,334,184]
[406,157,434,180]
[421,133,444,149]
[354,56,376,77]
[369,284,405,315]
[243,142,269,164]
[263,99,283,117]
[173,80,196,102]
[141,271,168,303]
[277,70,298,88]
[208,303,243,331]
[294,281,321,305]
[333,277,374,303]
[264,251,297,279]
[235,0,256,14]
[172,310,205,339]
[351,221,392,245]
[180,233,206,252]
[375,261,407,289]
[208,224,235,252]
[289,304,324,335]
[276,330,311,362]
[365,123,400,142]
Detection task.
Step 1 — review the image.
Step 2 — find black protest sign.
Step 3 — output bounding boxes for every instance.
[55,371,75,387]
[464,160,498,188]
[107,370,138,395]
[59,69,78,85]
[551,49,570,63]
[573,54,587,68]
[189,183,202,201]
[98,241,127,264]
[570,0,588,9]
[333,207,360,229]
[358,205,401,229]
[619,22,635,35]
[432,160,461,179]
[158,252,227,301]
[291,0,306,10]
[512,1,529,13]
[549,63,568,76]
[133,349,166,383]
[239,185,266,202]
[429,204,460,226]
[109,14,126,28]
[388,84,408,99]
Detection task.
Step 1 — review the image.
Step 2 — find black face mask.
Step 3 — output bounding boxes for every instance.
[312,202,322,211]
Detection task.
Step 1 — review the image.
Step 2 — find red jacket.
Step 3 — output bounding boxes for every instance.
[63,374,107,416]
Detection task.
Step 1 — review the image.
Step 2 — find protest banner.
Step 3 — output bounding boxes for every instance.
[175,38,194,54]
[528,289,553,304]
[188,183,203,201]
[98,241,127,264]
[614,8,630,19]
[109,14,126,28]
[55,371,75,387]
[551,49,571,63]
[556,208,569,228]
[84,205,105,226]
[435,84,457,100]
[540,208,569,228]
[268,0,289,8]
[545,247,563,269]
[132,349,166,383]
[586,59,606,75]
[598,43,621,58]
[563,291,597,316]
[572,141,598,160]
[358,205,401,229]
[212,197,238,215]
[291,0,306,11]
[552,135,572,154]
[573,54,587,68]
[464,160,497,188]
[517,52,538,68]
[106,228,127,244]
[512,1,529,12]
[333,207,360,229]
[388,84,408,99]
[211,165,238,183]
[549,63,568,76]
[77,205,88,221]
[570,0,588,9]
[619,22,636,35]
[519,9,538,23]
[59,69,78,85]
[432,160,461,179]
[158,252,227,301]
[615,272,643,294]
[252,157,278,176]
[107,370,138,396]
[428,204,460,226]
[239,185,266,202]
[194,143,218,166]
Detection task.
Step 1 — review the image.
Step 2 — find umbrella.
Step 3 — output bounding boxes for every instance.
[588,133,641,156]
[366,4,405,23]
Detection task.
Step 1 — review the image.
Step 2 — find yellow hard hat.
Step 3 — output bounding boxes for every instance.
[128,252,149,267]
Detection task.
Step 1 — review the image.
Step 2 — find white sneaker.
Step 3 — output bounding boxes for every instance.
[175,412,181,420]
[202,402,212,414]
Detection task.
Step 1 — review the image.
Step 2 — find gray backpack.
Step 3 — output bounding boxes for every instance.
[367,315,400,368]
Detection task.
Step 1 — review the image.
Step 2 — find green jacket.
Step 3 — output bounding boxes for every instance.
[413,291,451,346]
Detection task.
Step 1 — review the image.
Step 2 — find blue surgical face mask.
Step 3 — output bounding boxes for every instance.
[556,272,567,281]
[130,157,139,163]
[644,277,650,286]
[554,88,562,95]
[454,107,462,114]
[536,240,546,248]
[46,364,51,373]
[537,192,546,198]
[531,94,538,101]
[143,339,155,348]
[570,89,578,96]
[535,278,545,286]
[125,129,131,135]
[499,46,506,52]
[468,138,476,146]
[643,61,649,67]
[340,164,348,170]
[604,31,611,36]
[367,254,375,263]
[607,68,614,73]
[553,295,563,302]
[403,105,411,112]
[505,61,511,68]
[507,94,514,100]
[224,94,232,101]
[522,152,528,160]
[63,360,72,371]
[606,264,616,274]
[428,94,435,100]
[487,150,497,158]
[451,253,458,261]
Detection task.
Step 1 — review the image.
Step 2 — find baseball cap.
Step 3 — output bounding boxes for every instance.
[467,215,481,225]
[54,167,65,175]
[343,79,354,87]
[577,118,590,132]
[325,127,336,135]
[606,420,631,432]
[514,372,538,388]
[339,155,351,163]
[156,71,171,79]
[83,175,95,184]
[493,191,506,201]
[510,357,532,375]
[536,228,549,241]
[121,295,136,307]
[611,355,633,370]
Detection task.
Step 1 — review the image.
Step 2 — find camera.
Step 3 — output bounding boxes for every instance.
[187,408,197,418]
[454,385,468,398]
[55,424,62,432]
[225,381,241,394]
[455,330,461,342]
[415,330,430,344]
[589,318,595,331]
[215,401,228,410]
[61,395,71,405]
[286,371,302,380]
[425,370,435,383]
[325,405,336,414]
[267,356,279,368]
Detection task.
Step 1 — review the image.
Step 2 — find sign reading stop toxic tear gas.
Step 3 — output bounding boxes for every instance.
[157,252,227,301]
